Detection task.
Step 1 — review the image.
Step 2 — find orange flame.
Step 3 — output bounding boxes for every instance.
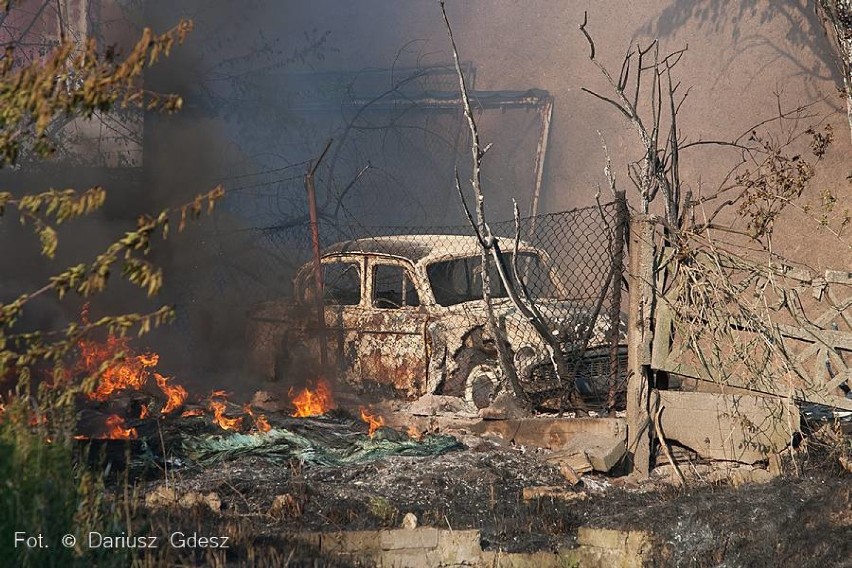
[139,404,151,419]
[104,414,137,439]
[290,379,335,417]
[180,408,204,417]
[243,404,272,433]
[74,306,191,416]
[360,407,384,438]
[208,399,243,431]
[407,425,422,440]
[81,334,157,401]
[254,414,272,433]
[154,373,187,414]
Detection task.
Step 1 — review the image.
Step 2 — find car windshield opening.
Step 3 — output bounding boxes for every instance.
[427,252,557,307]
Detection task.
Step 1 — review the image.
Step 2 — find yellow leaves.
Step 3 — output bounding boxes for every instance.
[0,17,202,447]
[38,224,57,259]
[0,20,194,168]
[50,265,85,301]
[122,258,163,297]
[99,306,175,338]
[208,185,225,211]
[176,19,195,43]
[7,188,107,255]
[136,306,176,337]
[145,19,194,67]
[44,187,106,222]
[178,185,224,232]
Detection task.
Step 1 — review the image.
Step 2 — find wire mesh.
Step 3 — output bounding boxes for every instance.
[253,199,628,412]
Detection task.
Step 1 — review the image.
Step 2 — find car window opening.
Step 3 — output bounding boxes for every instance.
[374,264,419,309]
[427,252,556,307]
[322,262,361,305]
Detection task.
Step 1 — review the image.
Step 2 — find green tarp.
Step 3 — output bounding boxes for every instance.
[182,423,463,467]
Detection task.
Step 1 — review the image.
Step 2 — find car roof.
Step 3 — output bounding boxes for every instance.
[322,235,540,265]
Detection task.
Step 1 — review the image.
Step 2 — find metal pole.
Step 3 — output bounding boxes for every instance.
[306,139,333,373]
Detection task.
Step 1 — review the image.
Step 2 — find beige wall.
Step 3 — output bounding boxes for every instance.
[275,0,850,267]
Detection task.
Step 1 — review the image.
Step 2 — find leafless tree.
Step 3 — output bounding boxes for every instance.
[580,13,850,474]
[441,2,605,411]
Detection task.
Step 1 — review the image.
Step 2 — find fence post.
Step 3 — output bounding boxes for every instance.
[608,191,627,409]
[305,140,333,374]
[626,213,656,477]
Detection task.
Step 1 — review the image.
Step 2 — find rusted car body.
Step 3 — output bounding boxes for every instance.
[246,235,622,408]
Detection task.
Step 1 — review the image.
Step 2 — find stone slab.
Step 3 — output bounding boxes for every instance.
[657,391,797,463]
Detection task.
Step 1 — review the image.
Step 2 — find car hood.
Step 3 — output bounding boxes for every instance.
[441,297,622,347]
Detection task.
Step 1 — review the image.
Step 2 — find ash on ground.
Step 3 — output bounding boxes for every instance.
[128,410,851,566]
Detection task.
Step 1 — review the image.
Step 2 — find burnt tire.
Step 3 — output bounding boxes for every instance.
[465,361,502,409]
[442,349,501,409]
[441,348,486,397]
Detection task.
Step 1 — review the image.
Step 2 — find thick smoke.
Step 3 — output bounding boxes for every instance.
[2,0,849,398]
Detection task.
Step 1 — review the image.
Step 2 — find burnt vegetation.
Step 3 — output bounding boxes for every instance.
[0,1,850,567]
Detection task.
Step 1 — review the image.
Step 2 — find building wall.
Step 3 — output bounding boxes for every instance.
[265,0,850,267]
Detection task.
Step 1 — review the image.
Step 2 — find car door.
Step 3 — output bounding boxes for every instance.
[317,256,364,384]
[356,257,430,398]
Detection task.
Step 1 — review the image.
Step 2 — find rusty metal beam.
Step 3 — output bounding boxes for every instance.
[305,139,333,373]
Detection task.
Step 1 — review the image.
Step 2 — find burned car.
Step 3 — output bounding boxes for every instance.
[247,235,625,409]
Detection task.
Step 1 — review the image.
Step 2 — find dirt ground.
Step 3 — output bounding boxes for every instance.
[119,409,851,567]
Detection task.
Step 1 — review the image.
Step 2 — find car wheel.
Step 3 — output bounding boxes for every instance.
[442,348,488,399]
[465,361,502,409]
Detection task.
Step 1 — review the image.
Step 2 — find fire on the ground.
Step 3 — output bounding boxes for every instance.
[246,235,626,410]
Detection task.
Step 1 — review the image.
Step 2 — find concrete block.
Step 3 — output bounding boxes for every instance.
[657,391,797,463]
[322,530,382,554]
[730,466,777,487]
[379,527,439,550]
[482,550,572,567]
[381,414,628,456]
[409,394,476,416]
[577,527,629,549]
[381,550,436,568]
[546,450,593,474]
[435,529,481,565]
[546,433,626,473]
[585,436,627,472]
[574,527,653,567]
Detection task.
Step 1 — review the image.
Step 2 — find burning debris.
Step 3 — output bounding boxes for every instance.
[360,407,385,438]
[67,306,295,440]
[79,337,159,403]
[243,403,272,433]
[207,391,244,432]
[60,307,453,474]
[103,414,137,440]
[154,373,188,415]
[290,379,335,417]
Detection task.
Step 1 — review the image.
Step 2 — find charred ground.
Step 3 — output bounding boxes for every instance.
[97,407,851,567]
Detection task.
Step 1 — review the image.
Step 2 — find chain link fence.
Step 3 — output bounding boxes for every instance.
[242,198,628,412]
